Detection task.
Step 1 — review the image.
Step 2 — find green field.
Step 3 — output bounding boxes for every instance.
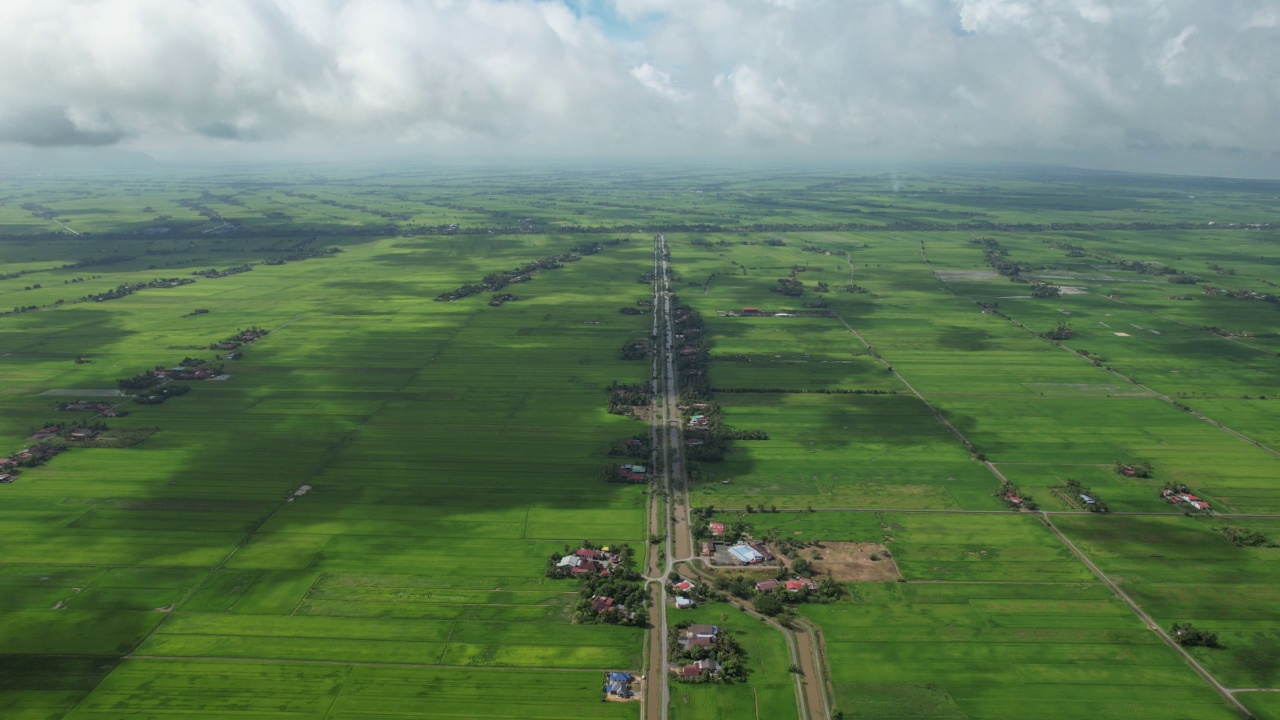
[3,164,1280,719]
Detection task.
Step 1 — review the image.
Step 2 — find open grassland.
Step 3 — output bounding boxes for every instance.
[3,165,1280,720]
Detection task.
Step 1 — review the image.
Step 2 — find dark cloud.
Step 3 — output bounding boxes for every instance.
[0,107,126,147]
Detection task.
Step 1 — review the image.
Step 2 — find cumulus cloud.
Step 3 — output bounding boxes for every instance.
[0,0,1276,164]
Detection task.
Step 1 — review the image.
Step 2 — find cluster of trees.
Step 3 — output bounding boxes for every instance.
[1029,281,1061,298]
[770,278,805,297]
[620,338,652,360]
[193,265,253,278]
[176,198,223,222]
[21,201,58,220]
[84,278,196,303]
[568,239,626,255]
[1054,478,1109,513]
[1207,263,1237,276]
[1200,285,1279,306]
[434,254,573,302]
[710,571,846,616]
[606,382,650,412]
[1216,526,1272,547]
[1042,321,1073,341]
[134,384,190,405]
[691,505,748,542]
[672,300,711,399]
[1113,258,1179,276]
[574,573,648,628]
[607,435,649,459]
[488,294,518,306]
[1115,461,1154,478]
[1171,623,1220,648]
[1045,240,1091,258]
[618,306,646,315]
[668,621,747,683]
[972,237,1033,280]
[0,442,64,473]
[61,256,134,270]
[264,246,342,265]
[995,480,1039,511]
[210,326,270,351]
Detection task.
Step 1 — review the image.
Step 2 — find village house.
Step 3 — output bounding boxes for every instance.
[674,596,695,609]
[680,623,719,648]
[708,522,726,536]
[0,473,14,483]
[605,672,632,699]
[618,464,647,482]
[673,579,695,593]
[785,578,818,592]
[590,596,616,614]
[558,546,617,576]
[674,659,721,678]
[755,579,780,593]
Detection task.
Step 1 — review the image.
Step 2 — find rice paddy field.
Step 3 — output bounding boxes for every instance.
[2,164,1280,719]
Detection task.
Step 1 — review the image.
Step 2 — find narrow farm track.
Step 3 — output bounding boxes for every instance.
[791,620,831,720]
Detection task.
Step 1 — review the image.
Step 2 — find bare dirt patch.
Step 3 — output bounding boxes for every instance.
[809,542,901,582]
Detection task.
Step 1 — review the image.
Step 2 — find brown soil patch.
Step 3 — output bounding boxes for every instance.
[809,542,900,582]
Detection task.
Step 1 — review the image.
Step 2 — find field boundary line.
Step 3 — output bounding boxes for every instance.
[319,664,355,720]
[125,654,639,672]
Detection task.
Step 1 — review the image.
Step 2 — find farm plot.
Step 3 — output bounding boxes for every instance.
[687,393,999,511]
[806,582,1240,719]
[930,395,1280,514]
[1055,514,1280,691]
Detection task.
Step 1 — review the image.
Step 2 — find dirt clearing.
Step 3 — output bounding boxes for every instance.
[809,542,901,582]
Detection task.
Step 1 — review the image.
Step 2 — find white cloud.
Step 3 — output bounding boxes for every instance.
[0,0,1276,163]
